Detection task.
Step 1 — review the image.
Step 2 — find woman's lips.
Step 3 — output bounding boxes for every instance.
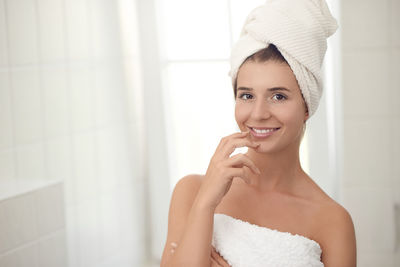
[249,127,280,138]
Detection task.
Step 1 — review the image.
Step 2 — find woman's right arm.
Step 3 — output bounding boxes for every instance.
[160,174,214,267]
[160,131,260,267]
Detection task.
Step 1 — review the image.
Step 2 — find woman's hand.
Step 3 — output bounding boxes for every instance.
[195,131,260,210]
[170,242,231,267]
[211,246,231,267]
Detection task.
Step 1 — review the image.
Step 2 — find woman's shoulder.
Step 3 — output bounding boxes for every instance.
[300,175,355,234]
[313,196,354,229]
[170,174,205,205]
[312,197,357,265]
[174,173,204,191]
[305,177,353,225]
[306,177,356,255]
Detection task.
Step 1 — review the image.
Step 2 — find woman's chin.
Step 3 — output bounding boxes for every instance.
[250,144,279,155]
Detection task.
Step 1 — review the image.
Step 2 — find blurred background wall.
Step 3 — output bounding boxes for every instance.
[0,0,149,266]
[0,0,398,266]
[340,0,400,265]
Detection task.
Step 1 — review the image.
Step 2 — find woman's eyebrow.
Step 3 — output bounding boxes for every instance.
[237,86,290,92]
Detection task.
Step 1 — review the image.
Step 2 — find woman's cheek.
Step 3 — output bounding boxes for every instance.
[234,103,249,126]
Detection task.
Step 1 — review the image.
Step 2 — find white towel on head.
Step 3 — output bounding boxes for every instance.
[229,0,338,117]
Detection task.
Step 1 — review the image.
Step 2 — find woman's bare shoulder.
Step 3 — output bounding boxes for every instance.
[175,173,204,192]
[169,174,205,212]
[304,178,356,265]
[313,199,357,266]
[301,175,356,257]
[304,177,354,230]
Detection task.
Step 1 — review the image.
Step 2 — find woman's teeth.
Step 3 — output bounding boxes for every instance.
[251,128,278,133]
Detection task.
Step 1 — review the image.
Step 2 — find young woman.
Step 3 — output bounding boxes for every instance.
[160,0,356,266]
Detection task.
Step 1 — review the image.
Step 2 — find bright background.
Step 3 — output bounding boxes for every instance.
[0,0,399,266]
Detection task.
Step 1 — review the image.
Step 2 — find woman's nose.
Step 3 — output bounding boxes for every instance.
[251,99,271,120]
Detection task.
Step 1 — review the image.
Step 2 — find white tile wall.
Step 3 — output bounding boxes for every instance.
[343,118,394,188]
[11,68,43,145]
[342,187,396,252]
[37,230,67,267]
[341,0,400,265]
[357,252,396,267]
[6,0,39,66]
[15,143,45,180]
[0,182,66,267]
[99,194,120,256]
[76,200,101,267]
[0,0,147,266]
[342,0,389,49]
[0,0,8,68]
[0,243,39,267]
[0,149,15,181]
[87,0,120,61]
[121,58,144,123]
[92,64,126,128]
[65,206,79,267]
[36,0,66,63]
[64,0,90,60]
[44,136,71,181]
[42,67,69,138]
[390,0,400,46]
[72,132,97,204]
[0,194,38,253]
[0,71,13,149]
[390,48,400,116]
[96,126,132,195]
[68,63,94,133]
[342,48,391,118]
[34,184,65,236]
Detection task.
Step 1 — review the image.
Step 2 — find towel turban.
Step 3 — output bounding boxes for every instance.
[229,0,338,117]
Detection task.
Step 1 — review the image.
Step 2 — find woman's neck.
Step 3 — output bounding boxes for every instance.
[244,143,306,194]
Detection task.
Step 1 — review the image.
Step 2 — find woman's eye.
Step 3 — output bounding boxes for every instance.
[239,93,253,100]
[272,94,286,101]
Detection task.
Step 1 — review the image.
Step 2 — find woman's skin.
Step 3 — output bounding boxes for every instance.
[160,60,356,267]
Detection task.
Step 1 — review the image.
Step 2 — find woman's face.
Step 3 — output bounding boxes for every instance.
[234,60,309,154]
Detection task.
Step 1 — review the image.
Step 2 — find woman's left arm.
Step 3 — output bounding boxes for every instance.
[319,204,357,267]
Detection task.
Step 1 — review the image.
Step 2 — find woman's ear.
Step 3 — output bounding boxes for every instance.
[304,105,309,122]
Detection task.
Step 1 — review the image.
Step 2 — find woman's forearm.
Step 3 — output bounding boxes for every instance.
[167,197,215,267]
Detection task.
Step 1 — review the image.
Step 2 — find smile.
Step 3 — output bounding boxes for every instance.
[249,127,280,138]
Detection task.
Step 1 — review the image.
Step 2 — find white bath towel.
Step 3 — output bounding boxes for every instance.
[229,0,338,117]
[212,213,324,267]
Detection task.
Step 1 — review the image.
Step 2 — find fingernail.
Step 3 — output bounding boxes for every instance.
[256,168,261,174]
[171,242,177,247]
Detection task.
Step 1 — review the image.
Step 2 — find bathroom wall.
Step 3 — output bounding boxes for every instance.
[340,0,400,266]
[0,0,148,266]
[0,181,66,267]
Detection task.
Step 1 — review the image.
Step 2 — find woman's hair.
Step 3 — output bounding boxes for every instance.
[233,43,288,98]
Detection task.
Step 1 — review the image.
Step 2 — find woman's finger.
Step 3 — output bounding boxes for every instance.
[225,153,260,175]
[214,131,250,156]
[224,139,259,158]
[219,138,259,159]
[210,257,220,267]
[226,167,252,184]
[211,247,231,267]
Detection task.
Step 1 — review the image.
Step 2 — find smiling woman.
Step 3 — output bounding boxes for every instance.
[160,0,356,266]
